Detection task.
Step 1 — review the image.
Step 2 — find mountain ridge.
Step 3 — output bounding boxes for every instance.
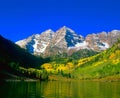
[16,26,120,57]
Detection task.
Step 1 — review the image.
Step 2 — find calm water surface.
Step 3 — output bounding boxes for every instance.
[0,81,120,98]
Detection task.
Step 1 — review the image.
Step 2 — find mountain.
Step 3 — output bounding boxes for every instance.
[72,39,120,79]
[16,29,55,55]
[1,29,120,80]
[16,26,120,57]
[40,39,120,80]
[44,26,84,56]
[0,35,48,68]
[85,30,120,51]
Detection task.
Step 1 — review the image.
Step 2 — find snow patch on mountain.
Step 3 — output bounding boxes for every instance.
[103,42,109,48]
[33,29,54,54]
[64,27,84,47]
[16,39,26,47]
[68,41,88,51]
[75,41,88,47]
[33,39,40,52]
[98,42,109,50]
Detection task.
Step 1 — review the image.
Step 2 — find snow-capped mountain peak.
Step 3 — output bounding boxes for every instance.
[41,29,54,35]
[16,29,55,55]
[16,26,120,57]
[62,26,75,33]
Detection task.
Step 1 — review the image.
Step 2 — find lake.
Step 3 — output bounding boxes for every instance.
[0,80,120,98]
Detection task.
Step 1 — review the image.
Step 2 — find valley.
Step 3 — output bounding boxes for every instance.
[0,27,120,81]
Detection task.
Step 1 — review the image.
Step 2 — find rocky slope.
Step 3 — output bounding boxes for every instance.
[85,30,120,51]
[44,26,85,56]
[16,29,55,55]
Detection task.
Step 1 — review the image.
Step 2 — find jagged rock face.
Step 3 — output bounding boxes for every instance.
[107,30,120,46]
[16,26,120,57]
[85,30,120,51]
[85,33,109,51]
[33,29,54,55]
[97,32,108,42]
[16,35,35,53]
[44,26,84,56]
[16,29,55,55]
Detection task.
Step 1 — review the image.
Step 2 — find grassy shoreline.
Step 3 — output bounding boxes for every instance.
[2,74,120,82]
[48,75,120,82]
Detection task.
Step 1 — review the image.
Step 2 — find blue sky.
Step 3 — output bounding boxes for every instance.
[0,0,120,42]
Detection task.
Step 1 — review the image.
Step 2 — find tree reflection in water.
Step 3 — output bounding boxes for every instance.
[1,81,120,98]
